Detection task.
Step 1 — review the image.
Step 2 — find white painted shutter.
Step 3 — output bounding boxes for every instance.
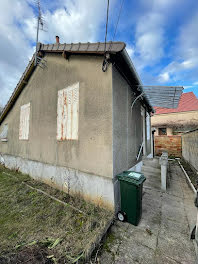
[0,124,8,141]
[19,103,30,140]
[57,82,79,140]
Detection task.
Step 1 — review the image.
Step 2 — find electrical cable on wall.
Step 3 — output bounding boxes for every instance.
[104,0,110,54]
[102,0,125,72]
[108,0,124,52]
[102,0,110,72]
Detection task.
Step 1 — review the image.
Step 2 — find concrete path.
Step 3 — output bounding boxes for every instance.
[100,161,197,264]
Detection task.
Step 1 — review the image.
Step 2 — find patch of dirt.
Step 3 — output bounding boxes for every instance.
[180,159,198,189]
[0,245,53,264]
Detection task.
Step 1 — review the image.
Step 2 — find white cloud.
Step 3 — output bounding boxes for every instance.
[158,11,198,84]
[0,0,113,107]
[0,0,34,107]
[126,45,135,58]
[159,72,170,82]
[23,0,110,44]
[183,86,193,89]
[128,0,183,73]
[181,60,196,69]
[193,81,198,85]
[134,12,164,65]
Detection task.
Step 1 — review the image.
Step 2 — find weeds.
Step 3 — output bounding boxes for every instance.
[0,165,113,263]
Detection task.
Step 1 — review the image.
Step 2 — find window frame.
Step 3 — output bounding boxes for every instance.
[158,127,167,135]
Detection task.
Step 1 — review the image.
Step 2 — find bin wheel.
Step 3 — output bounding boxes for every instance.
[117,211,126,222]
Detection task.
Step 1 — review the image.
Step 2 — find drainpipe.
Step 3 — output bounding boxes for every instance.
[131,92,144,111]
[131,92,146,158]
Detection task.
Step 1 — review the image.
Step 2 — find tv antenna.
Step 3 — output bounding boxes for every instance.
[34,0,47,67]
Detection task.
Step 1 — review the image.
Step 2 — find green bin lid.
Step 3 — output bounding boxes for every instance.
[117,170,146,185]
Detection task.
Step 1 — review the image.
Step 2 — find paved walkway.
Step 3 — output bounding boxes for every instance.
[100,161,197,264]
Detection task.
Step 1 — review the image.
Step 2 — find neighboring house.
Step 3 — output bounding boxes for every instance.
[152,92,198,135]
[151,92,198,156]
[0,39,153,211]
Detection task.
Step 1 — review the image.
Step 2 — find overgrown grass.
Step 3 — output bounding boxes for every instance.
[0,165,113,263]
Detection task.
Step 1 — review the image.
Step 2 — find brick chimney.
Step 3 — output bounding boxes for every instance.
[56,36,59,44]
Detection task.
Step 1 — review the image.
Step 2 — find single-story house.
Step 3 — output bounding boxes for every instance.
[152,92,198,135]
[0,38,153,211]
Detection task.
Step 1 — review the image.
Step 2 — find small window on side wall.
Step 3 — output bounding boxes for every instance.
[0,124,8,142]
[159,128,167,135]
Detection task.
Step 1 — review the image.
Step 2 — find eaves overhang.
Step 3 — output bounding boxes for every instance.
[110,49,154,113]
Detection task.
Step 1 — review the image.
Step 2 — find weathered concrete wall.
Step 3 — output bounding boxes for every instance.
[151,111,198,128]
[112,66,143,176]
[155,135,182,157]
[167,127,173,136]
[112,66,151,177]
[0,54,113,178]
[112,66,149,212]
[182,129,198,171]
[0,54,114,208]
[1,154,114,209]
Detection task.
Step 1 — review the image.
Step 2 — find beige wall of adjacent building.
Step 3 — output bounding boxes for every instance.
[151,111,198,128]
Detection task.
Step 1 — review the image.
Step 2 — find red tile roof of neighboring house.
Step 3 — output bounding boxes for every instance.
[154,92,198,114]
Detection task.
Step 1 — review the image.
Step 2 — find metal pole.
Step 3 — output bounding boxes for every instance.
[34,4,40,66]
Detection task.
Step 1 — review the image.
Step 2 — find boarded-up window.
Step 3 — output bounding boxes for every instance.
[0,124,8,142]
[57,82,79,140]
[19,103,30,140]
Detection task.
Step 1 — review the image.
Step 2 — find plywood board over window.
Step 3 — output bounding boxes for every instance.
[57,82,79,140]
[19,103,30,140]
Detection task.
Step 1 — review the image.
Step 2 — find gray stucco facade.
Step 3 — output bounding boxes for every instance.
[0,52,151,211]
[112,66,143,176]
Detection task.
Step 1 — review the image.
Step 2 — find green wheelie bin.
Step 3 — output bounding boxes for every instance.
[117,171,146,226]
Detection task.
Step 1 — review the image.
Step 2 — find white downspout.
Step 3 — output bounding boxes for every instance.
[142,108,146,156]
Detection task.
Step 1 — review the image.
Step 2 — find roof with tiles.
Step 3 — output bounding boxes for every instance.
[39,41,126,54]
[154,92,198,114]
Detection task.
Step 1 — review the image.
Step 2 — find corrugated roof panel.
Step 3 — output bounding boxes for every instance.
[154,92,198,114]
[142,85,183,109]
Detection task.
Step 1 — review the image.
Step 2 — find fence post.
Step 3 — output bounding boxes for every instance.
[159,152,168,191]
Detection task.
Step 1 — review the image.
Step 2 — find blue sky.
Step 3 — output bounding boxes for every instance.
[0,0,198,107]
